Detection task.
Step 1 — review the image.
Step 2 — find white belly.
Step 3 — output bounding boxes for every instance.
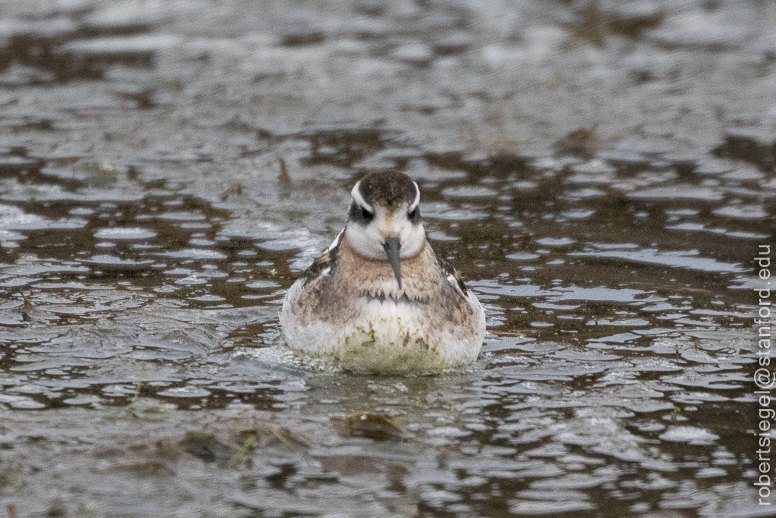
[280,283,482,374]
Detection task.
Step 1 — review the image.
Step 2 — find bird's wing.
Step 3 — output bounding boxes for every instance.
[435,253,468,296]
[302,230,342,284]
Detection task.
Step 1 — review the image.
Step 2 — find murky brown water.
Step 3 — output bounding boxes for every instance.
[1,1,774,517]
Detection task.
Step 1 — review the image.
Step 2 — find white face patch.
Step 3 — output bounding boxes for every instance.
[346,202,426,259]
[409,181,420,212]
[350,180,373,215]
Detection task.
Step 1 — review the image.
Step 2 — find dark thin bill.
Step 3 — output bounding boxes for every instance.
[382,237,402,289]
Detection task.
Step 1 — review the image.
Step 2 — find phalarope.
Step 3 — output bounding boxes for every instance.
[280,170,485,373]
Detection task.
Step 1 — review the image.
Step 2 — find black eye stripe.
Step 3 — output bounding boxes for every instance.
[348,202,374,225]
[408,207,421,224]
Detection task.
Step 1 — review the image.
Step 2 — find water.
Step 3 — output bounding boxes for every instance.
[1,1,773,517]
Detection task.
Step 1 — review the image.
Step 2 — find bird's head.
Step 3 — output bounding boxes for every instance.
[344,170,426,288]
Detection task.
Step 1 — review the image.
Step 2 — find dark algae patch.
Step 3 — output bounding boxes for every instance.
[340,412,408,442]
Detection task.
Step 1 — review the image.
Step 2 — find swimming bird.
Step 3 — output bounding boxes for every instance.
[280,170,485,374]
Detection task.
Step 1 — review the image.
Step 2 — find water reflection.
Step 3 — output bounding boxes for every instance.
[0,135,762,514]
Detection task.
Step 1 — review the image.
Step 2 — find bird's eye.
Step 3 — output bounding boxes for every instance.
[408,207,420,224]
[349,202,374,225]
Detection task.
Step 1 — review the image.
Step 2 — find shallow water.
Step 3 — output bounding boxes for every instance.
[1,1,774,517]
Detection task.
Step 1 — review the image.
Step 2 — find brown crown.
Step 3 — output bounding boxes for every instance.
[357,170,417,209]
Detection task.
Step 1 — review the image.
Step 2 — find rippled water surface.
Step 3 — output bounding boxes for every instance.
[1,1,774,517]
